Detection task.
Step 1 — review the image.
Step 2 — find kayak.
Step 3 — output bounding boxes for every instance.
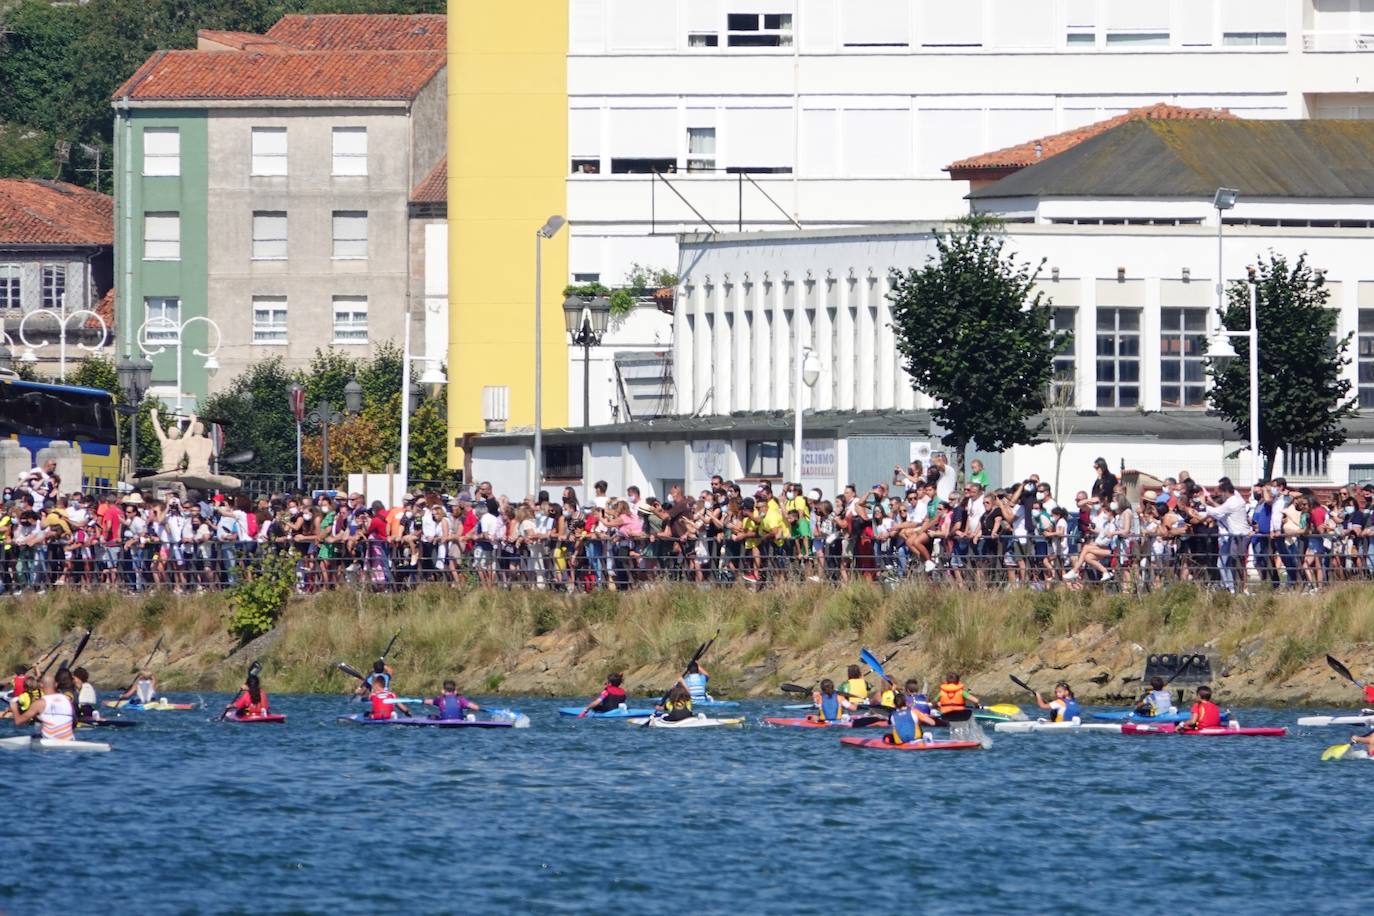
[1297,713,1374,727]
[996,720,1125,734]
[77,719,139,729]
[763,717,886,729]
[557,706,657,718]
[354,695,426,705]
[1093,708,1194,724]
[337,714,514,729]
[0,735,111,752]
[691,698,741,708]
[840,736,981,752]
[102,699,196,711]
[228,714,287,724]
[1121,723,1287,737]
[627,715,745,728]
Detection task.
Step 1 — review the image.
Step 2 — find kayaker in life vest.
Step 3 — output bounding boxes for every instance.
[368,676,410,720]
[841,665,870,706]
[681,661,711,703]
[657,683,694,722]
[355,660,395,697]
[1035,682,1082,723]
[428,680,481,721]
[1134,676,1173,717]
[810,679,858,723]
[936,673,980,714]
[578,672,628,716]
[903,679,934,717]
[121,671,158,706]
[871,675,897,710]
[229,674,271,719]
[10,665,27,700]
[72,666,98,719]
[885,693,939,746]
[10,672,75,742]
[1177,685,1223,732]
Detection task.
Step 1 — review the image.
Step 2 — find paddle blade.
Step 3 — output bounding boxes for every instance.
[380,631,401,661]
[1009,674,1035,695]
[1323,742,1354,761]
[860,647,888,681]
[336,662,366,681]
[780,683,811,695]
[1327,655,1357,685]
[985,704,1022,717]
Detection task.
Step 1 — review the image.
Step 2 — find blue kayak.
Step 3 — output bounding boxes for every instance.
[337,713,513,729]
[1092,709,1193,724]
[693,698,741,708]
[558,706,656,718]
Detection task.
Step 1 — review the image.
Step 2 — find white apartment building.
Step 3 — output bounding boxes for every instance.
[566,0,1374,286]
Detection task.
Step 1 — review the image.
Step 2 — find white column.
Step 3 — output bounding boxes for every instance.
[713,279,730,413]
[1078,278,1095,411]
[1142,276,1163,412]
[876,273,895,408]
[856,273,876,409]
[816,280,834,411]
[837,277,856,410]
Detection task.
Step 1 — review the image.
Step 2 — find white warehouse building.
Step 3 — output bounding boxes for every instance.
[566,0,1374,285]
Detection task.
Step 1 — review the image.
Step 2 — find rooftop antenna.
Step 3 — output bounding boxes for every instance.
[77,143,111,194]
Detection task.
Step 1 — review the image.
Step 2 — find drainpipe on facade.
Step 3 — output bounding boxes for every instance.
[119,96,134,361]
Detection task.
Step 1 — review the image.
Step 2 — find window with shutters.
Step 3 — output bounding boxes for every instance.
[143,213,180,261]
[252,296,288,344]
[331,211,368,260]
[250,127,287,176]
[252,212,288,261]
[142,128,180,177]
[332,296,368,343]
[331,127,367,176]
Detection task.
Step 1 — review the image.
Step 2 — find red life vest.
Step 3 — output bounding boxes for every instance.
[370,691,398,720]
[236,690,269,717]
[1191,700,1222,728]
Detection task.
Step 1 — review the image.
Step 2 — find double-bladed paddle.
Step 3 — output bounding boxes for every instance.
[644,629,719,727]
[111,635,164,708]
[56,629,92,674]
[220,660,262,721]
[27,637,66,676]
[1327,655,1365,690]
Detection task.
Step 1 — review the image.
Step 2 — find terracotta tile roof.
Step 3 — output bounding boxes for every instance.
[946,103,1239,178]
[88,288,114,331]
[113,49,443,102]
[411,156,446,204]
[0,179,113,246]
[195,30,292,53]
[265,14,446,50]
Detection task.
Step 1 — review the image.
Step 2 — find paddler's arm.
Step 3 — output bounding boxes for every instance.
[915,709,938,727]
[964,689,980,706]
[578,691,608,717]
[395,702,411,717]
[12,696,42,727]
[1033,691,1052,711]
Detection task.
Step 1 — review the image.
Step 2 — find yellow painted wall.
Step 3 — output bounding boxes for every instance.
[447,0,569,469]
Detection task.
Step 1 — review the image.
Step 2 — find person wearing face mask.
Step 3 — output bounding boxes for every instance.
[1064,498,1115,584]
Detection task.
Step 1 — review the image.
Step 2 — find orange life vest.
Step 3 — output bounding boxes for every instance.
[937,682,967,712]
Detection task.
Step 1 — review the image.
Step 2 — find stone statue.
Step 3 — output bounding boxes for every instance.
[149,407,187,473]
[141,408,241,492]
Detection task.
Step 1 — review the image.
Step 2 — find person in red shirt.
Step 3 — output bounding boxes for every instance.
[577,672,628,716]
[368,676,409,720]
[1177,685,1223,731]
[229,674,271,719]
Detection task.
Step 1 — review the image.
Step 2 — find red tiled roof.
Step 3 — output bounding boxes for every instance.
[265,14,446,50]
[411,156,446,204]
[0,179,113,246]
[946,103,1239,177]
[113,49,444,102]
[196,30,292,53]
[88,288,114,331]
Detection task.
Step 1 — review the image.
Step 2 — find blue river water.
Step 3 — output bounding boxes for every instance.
[2,695,1368,914]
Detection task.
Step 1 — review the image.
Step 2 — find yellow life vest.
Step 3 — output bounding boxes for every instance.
[842,678,869,703]
[874,688,896,709]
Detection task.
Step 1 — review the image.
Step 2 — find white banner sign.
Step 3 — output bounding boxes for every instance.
[801,438,836,479]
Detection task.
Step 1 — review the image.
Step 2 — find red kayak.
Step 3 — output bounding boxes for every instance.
[764,717,886,729]
[1122,723,1286,737]
[840,736,982,752]
[229,714,287,724]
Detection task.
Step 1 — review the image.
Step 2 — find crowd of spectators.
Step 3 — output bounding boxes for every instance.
[0,452,1364,595]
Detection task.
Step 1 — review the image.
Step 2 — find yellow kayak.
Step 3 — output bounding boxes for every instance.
[102,699,196,711]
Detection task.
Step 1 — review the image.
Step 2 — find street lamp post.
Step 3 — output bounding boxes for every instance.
[305,379,362,492]
[116,352,154,480]
[1209,187,1260,481]
[791,344,821,483]
[17,306,109,380]
[532,214,566,495]
[136,314,222,411]
[288,383,304,492]
[398,311,448,492]
[562,296,611,427]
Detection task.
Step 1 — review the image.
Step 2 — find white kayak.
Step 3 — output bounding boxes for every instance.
[627,714,745,729]
[1297,713,1374,727]
[995,719,1124,734]
[0,735,111,753]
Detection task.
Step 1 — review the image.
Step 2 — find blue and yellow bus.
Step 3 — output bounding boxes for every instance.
[0,375,121,491]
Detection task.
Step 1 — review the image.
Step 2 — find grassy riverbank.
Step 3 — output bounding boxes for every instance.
[4,583,1374,705]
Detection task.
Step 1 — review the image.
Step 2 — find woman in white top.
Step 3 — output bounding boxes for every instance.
[1064,504,1116,584]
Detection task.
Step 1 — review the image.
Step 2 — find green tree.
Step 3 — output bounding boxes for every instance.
[406,393,452,483]
[1206,252,1355,479]
[887,217,1061,483]
[199,357,300,475]
[63,356,161,473]
[66,355,118,392]
[302,347,360,412]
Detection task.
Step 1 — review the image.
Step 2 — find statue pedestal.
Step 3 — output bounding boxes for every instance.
[140,471,243,495]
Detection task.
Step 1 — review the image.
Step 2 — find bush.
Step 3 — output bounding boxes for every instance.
[228,553,296,643]
[61,595,112,631]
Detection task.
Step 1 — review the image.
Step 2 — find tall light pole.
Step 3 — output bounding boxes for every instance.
[17,306,109,380]
[1209,187,1260,481]
[532,214,566,494]
[791,343,821,483]
[136,314,222,411]
[305,379,362,492]
[563,295,611,427]
[399,311,447,491]
[116,352,154,480]
[288,383,304,492]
